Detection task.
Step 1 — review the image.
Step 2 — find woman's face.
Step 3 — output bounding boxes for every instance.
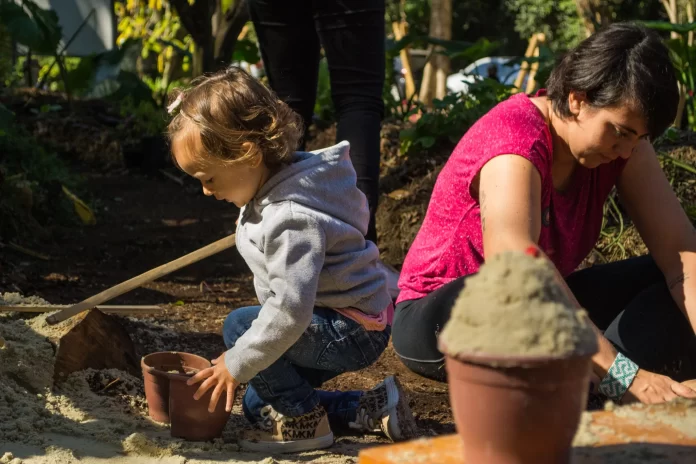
[564,92,650,169]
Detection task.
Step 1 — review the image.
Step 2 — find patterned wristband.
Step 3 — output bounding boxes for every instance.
[598,352,639,401]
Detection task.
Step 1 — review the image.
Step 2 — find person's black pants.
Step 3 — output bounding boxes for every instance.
[247,0,385,243]
[392,255,696,382]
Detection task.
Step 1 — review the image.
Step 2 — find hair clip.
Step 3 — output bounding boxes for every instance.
[167,93,184,115]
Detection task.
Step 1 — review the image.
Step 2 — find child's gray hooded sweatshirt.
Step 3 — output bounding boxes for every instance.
[224,141,391,383]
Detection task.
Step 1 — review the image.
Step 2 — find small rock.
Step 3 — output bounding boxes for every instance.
[0,452,14,464]
[9,459,23,464]
[603,401,616,412]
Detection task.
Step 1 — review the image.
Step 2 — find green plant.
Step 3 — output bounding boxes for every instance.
[596,192,628,262]
[0,0,66,89]
[0,103,12,136]
[504,0,584,52]
[115,0,193,101]
[642,21,696,130]
[119,96,168,136]
[399,79,514,154]
[0,0,61,55]
[313,57,334,125]
[36,56,82,92]
[0,118,78,240]
[0,24,12,84]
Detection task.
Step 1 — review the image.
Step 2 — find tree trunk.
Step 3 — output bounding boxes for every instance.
[575,0,611,37]
[420,0,451,107]
[170,0,250,76]
[214,0,250,68]
[433,0,452,100]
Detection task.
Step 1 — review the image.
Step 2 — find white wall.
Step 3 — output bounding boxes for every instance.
[28,0,115,56]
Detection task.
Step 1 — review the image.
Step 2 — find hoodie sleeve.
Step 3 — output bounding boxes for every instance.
[224,203,326,383]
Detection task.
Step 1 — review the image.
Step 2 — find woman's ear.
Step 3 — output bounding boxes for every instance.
[568,91,588,116]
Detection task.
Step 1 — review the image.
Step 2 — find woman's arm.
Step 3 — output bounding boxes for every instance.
[478,154,696,403]
[617,140,696,333]
[477,155,619,376]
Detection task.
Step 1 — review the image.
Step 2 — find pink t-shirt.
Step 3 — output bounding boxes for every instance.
[396,91,628,303]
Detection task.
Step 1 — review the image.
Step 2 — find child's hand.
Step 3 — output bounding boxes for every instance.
[187,354,239,412]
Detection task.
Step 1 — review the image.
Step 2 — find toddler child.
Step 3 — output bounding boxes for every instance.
[166,67,416,453]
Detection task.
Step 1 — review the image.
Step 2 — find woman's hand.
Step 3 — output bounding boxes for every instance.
[187,354,239,412]
[622,369,696,404]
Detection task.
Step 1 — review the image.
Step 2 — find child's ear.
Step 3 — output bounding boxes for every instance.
[242,142,263,167]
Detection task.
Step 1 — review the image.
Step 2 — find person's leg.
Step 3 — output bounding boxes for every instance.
[223,306,336,452]
[604,282,696,381]
[391,256,665,382]
[247,0,320,150]
[292,308,415,440]
[221,305,281,423]
[224,306,332,424]
[225,305,389,426]
[392,276,470,382]
[565,255,664,330]
[312,0,385,244]
[566,255,696,380]
[275,308,391,428]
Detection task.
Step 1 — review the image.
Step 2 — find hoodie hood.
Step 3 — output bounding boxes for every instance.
[254,141,369,235]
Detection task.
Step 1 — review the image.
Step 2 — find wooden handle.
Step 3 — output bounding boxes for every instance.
[1,305,161,314]
[46,233,236,325]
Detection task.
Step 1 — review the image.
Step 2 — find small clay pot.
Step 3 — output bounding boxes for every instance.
[168,372,232,441]
[445,353,592,464]
[140,352,215,423]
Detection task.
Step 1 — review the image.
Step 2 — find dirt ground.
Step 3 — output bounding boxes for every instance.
[0,155,453,463]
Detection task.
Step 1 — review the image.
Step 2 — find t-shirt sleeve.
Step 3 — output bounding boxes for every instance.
[449,96,554,193]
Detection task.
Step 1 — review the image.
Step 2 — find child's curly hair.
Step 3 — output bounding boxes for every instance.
[167,66,302,169]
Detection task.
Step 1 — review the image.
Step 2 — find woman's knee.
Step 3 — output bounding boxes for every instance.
[397,354,447,382]
[222,305,262,348]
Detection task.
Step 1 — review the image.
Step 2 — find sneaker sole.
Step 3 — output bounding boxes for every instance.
[239,432,334,454]
[385,377,419,441]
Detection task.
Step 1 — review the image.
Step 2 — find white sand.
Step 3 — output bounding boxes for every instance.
[0,297,384,464]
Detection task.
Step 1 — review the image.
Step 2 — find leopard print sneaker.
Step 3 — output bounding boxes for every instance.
[239,404,334,453]
[348,375,419,441]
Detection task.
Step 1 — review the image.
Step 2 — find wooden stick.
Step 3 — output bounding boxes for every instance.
[0,305,161,314]
[46,233,237,325]
[514,32,543,92]
[159,169,185,186]
[99,377,121,393]
[392,21,416,101]
[525,35,544,94]
[7,242,51,260]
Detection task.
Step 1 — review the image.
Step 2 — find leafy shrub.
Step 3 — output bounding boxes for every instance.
[505,0,584,52]
[0,107,77,240]
[119,96,168,137]
[399,79,514,154]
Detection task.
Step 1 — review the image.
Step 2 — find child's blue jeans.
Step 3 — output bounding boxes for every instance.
[222,305,391,430]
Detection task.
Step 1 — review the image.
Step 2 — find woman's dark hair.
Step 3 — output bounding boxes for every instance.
[547,23,678,140]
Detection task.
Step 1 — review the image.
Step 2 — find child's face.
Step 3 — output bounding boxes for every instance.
[172,128,269,208]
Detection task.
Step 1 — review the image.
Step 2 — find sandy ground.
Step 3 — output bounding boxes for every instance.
[0,295,395,464]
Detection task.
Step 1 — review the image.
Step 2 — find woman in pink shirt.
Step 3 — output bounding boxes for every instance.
[393,23,696,405]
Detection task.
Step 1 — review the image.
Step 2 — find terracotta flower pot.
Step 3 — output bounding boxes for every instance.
[141,351,231,441]
[445,353,592,464]
[168,373,232,441]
